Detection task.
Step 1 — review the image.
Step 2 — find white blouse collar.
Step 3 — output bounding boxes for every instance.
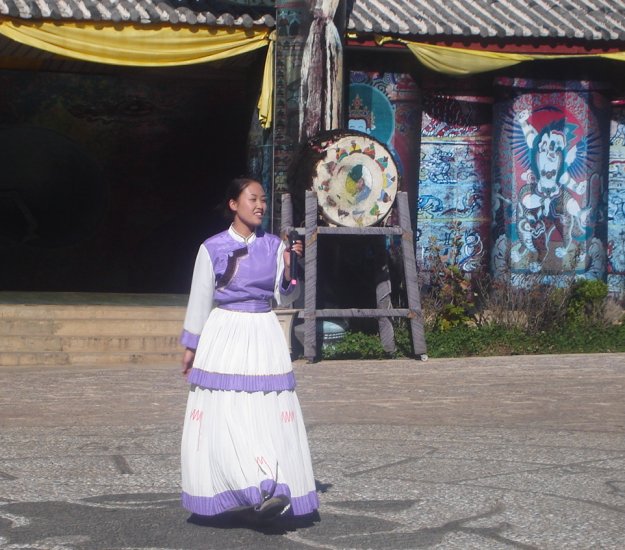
[229,225,257,245]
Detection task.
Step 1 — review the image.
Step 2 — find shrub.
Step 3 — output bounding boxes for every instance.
[321,320,416,360]
[425,324,536,357]
[472,272,574,333]
[317,312,625,360]
[322,331,387,360]
[565,279,608,325]
[422,227,476,332]
[316,226,622,360]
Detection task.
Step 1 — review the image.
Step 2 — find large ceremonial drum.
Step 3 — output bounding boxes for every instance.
[310,132,399,227]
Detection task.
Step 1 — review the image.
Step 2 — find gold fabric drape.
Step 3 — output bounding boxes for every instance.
[376,36,625,76]
[257,31,275,129]
[402,41,532,75]
[0,20,274,127]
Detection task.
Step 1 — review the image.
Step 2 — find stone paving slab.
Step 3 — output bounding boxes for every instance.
[1,354,625,549]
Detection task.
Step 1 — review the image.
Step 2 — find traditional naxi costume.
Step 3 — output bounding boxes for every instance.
[180,226,319,517]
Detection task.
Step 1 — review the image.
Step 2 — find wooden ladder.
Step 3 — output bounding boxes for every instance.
[282,190,427,362]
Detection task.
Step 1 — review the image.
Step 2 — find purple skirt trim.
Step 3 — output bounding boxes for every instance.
[188,369,296,392]
[182,483,319,517]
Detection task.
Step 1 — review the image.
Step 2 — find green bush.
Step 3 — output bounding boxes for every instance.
[565,279,608,325]
[393,321,414,357]
[321,321,416,360]
[424,228,477,332]
[323,331,387,360]
[319,321,625,360]
[315,233,621,361]
[425,324,535,358]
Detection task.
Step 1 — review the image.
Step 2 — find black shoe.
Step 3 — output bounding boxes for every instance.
[254,495,291,522]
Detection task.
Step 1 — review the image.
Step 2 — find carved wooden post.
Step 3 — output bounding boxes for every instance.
[374,238,396,353]
[397,192,427,356]
[280,192,294,236]
[303,190,318,361]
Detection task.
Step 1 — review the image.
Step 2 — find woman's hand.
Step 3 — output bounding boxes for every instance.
[283,239,303,283]
[182,348,196,377]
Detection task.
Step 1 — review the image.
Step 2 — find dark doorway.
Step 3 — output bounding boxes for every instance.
[0,53,262,293]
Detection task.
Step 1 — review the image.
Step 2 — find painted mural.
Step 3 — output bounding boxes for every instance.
[492,79,609,285]
[348,71,421,196]
[417,94,492,273]
[608,104,625,297]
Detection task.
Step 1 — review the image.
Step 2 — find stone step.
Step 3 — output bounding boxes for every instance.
[66,351,180,366]
[0,318,182,337]
[0,300,298,366]
[0,351,180,367]
[0,301,184,366]
[0,304,186,320]
[0,351,70,366]
[0,335,180,353]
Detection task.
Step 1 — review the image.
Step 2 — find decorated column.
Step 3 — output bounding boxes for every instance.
[416,93,493,274]
[607,101,625,298]
[273,0,312,230]
[491,78,610,284]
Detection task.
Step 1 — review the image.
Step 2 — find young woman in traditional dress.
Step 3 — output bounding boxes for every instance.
[179,177,319,523]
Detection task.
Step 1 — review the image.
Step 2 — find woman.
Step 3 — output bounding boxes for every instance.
[179,177,319,523]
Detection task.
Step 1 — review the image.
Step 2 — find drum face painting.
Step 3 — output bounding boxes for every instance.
[312,132,399,227]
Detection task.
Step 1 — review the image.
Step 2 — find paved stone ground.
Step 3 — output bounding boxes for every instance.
[1,353,625,549]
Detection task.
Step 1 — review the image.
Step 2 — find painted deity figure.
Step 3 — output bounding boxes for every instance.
[512,109,591,271]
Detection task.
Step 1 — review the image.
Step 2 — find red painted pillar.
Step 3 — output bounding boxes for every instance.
[491,78,610,284]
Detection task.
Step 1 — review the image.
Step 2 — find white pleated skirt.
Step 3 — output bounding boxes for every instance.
[181,307,319,517]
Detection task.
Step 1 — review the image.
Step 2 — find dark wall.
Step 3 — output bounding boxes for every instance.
[0,61,259,293]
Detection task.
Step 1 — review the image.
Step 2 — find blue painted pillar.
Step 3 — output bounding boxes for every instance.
[607,102,625,298]
[416,94,493,274]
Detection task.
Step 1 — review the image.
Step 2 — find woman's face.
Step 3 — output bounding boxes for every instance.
[229,181,267,229]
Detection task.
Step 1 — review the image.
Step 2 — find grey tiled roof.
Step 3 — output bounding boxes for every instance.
[0,0,276,27]
[1,0,625,42]
[348,0,625,42]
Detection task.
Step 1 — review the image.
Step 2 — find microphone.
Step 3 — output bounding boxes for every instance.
[288,230,299,285]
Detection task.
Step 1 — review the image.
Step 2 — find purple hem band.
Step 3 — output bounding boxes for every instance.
[182,485,319,517]
[180,329,200,350]
[188,369,296,392]
[218,301,271,313]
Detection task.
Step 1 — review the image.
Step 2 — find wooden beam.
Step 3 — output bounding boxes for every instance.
[317,226,403,235]
[304,308,413,318]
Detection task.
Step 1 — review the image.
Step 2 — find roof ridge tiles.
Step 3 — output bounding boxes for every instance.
[115,0,132,21]
[13,0,32,18]
[0,0,276,27]
[0,0,623,40]
[32,0,51,17]
[73,0,92,20]
[344,0,625,44]
[133,0,150,23]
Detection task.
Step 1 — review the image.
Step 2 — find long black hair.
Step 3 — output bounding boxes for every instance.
[222,177,259,220]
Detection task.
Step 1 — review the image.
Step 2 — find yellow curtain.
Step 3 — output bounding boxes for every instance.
[600,51,625,62]
[0,20,274,127]
[257,31,275,129]
[403,41,533,75]
[376,35,625,76]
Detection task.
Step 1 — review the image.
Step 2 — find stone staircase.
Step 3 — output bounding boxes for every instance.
[0,294,299,366]
[0,301,185,366]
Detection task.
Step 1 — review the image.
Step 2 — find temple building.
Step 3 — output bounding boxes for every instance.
[2,0,625,297]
